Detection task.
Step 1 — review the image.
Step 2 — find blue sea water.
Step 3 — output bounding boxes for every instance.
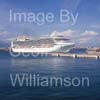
[0,51,100,100]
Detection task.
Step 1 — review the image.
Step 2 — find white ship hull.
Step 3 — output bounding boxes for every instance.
[11,44,74,53]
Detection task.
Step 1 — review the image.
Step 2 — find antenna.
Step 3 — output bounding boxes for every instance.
[11,41,13,48]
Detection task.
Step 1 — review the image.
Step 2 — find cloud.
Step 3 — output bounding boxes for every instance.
[60,29,75,37]
[0,28,99,46]
[81,30,99,36]
[50,29,75,37]
[77,30,100,45]
[91,24,100,30]
[50,30,100,46]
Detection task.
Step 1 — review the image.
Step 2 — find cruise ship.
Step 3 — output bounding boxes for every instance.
[11,32,75,53]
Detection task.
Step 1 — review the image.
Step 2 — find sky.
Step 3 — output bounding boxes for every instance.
[0,0,100,46]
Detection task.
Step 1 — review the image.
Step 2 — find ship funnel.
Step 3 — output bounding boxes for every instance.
[50,31,61,37]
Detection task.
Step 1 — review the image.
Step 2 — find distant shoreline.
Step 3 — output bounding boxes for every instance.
[0,48,9,51]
